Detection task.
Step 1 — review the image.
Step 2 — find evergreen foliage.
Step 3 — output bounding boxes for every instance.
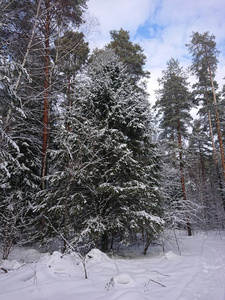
[41,49,163,253]
[187,120,224,229]
[107,28,150,82]
[0,1,224,257]
[187,32,225,186]
[0,0,89,257]
[155,58,193,235]
[0,45,40,259]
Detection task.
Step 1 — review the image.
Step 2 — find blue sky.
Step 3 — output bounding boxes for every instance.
[85,0,225,104]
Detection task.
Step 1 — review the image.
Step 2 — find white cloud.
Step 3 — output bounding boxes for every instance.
[86,0,225,104]
[86,0,154,48]
[87,0,154,32]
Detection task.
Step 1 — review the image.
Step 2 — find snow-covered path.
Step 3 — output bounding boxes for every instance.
[176,235,225,300]
[0,231,225,300]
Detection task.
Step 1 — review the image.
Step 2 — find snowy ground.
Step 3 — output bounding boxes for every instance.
[1,231,225,300]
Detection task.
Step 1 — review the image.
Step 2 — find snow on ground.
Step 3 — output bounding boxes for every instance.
[0,231,225,300]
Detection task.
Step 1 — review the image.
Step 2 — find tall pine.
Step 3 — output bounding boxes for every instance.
[155,58,192,236]
[187,32,225,183]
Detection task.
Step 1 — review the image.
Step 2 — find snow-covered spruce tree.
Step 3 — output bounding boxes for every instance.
[0,2,42,258]
[40,48,163,253]
[0,51,41,259]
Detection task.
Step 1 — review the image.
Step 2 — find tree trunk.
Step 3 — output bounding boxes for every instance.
[177,118,192,236]
[2,225,13,260]
[101,232,109,252]
[208,65,225,181]
[68,76,72,107]
[41,0,51,190]
[207,107,218,165]
[62,194,69,253]
[143,233,152,255]
[206,95,225,208]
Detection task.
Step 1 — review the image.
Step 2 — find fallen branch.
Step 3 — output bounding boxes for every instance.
[1,267,8,273]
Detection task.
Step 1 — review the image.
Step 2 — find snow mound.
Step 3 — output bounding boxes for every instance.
[1,247,45,263]
[164,251,179,260]
[1,259,23,271]
[86,249,111,262]
[18,249,42,263]
[0,232,225,300]
[46,251,81,277]
[113,273,134,285]
[202,262,222,272]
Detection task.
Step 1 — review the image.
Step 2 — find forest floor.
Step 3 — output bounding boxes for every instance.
[0,230,225,300]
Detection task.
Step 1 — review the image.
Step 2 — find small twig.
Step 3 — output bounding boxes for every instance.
[111,251,120,275]
[43,215,88,279]
[149,278,166,287]
[200,239,206,256]
[144,266,170,278]
[173,228,181,255]
[151,270,170,277]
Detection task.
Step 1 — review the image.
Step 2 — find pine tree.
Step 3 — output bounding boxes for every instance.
[0,0,88,255]
[219,85,225,148]
[187,120,224,229]
[187,32,225,183]
[107,28,150,83]
[191,77,225,209]
[36,0,88,189]
[155,58,192,236]
[1,0,88,190]
[52,30,89,107]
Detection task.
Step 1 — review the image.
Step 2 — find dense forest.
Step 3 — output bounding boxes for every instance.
[0,0,224,260]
